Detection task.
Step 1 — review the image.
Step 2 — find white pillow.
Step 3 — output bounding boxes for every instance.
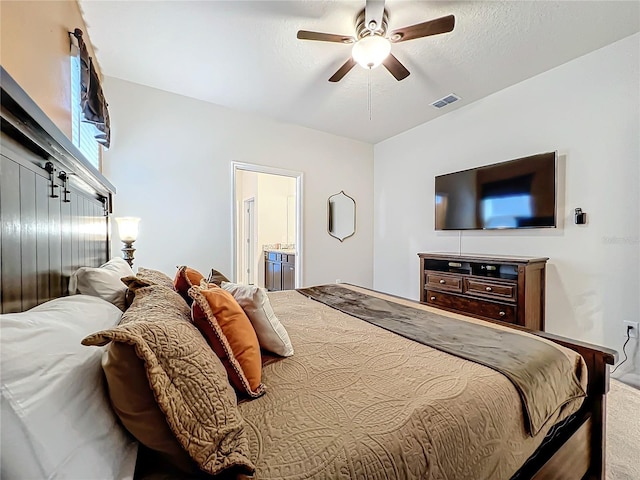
[69,257,134,310]
[221,282,294,357]
[0,295,137,479]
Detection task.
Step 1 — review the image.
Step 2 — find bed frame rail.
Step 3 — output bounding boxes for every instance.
[530,331,617,480]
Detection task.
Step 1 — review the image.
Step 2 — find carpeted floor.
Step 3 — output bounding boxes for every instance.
[607,379,640,480]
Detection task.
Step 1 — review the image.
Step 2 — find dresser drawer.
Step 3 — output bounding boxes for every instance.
[425,290,517,324]
[464,279,517,302]
[426,272,463,293]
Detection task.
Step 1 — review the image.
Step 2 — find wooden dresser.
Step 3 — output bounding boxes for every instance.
[418,253,548,331]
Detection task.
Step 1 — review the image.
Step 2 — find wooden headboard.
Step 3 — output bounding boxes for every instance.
[1,67,116,313]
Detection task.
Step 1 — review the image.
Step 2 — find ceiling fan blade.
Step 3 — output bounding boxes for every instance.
[382,54,410,81]
[328,58,357,82]
[365,0,385,32]
[297,30,355,44]
[389,14,455,43]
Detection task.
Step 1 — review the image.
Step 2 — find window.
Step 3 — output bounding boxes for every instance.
[71,53,100,169]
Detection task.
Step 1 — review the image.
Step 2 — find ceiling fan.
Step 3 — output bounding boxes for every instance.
[297,0,455,82]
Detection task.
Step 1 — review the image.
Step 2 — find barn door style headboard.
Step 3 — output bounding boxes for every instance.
[0,67,116,313]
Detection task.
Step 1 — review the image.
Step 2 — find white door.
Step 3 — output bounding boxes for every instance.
[243,198,255,285]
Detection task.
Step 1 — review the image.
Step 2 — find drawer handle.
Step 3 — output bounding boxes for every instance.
[430,296,436,301]
[485,286,493,292]
[499,311,506,317]
[439,279,446,284]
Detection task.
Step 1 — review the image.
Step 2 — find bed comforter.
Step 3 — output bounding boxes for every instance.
[237,286,587,480]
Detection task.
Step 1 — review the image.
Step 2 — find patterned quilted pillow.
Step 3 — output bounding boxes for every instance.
[136,267,175,290]
[118,281,189,325]
[83,284,254,476]
[121,268,178,308]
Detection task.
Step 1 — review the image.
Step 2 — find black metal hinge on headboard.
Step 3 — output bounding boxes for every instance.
[58,171,71,203]
[102,195,109,216]
[44,162,59,198]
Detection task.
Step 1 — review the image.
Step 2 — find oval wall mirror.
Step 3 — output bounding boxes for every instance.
[328,191,356,242]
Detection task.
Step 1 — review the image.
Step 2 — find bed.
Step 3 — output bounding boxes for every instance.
[238,285,587,479]
[0,67,617,480]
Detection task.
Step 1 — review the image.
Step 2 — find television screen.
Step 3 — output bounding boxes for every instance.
[435,152,557,230]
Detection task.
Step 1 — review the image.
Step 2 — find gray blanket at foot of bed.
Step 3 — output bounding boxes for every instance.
[297,284,585,436]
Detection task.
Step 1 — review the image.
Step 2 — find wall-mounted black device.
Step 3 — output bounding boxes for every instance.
[575,208,586,225]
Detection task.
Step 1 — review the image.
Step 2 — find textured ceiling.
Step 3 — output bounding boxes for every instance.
[79,1,640,144]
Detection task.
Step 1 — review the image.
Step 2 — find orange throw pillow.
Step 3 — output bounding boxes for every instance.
[174,266,205,304]
[189,284,265,398]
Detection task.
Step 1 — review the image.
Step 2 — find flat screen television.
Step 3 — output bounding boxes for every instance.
[435,152,557,230]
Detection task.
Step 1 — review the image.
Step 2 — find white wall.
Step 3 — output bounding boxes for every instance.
[373,34,640,384]
[103,77,374,289]
[1,0,103,141]
[257,173,296,247]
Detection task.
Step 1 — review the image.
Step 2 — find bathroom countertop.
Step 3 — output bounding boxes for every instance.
[264,249,296,255]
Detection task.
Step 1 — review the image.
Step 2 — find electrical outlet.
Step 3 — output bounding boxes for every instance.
[624,321,639,339]
[335,279,341,284]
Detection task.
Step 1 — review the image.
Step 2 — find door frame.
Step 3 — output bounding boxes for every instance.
[231,162,303,288]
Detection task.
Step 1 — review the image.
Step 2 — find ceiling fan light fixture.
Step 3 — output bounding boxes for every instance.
[351,34,391,69]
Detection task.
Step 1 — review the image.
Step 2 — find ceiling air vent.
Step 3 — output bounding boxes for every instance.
[431,93,461,109]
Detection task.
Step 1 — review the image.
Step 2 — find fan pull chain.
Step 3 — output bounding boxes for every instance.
[368,69,372,120]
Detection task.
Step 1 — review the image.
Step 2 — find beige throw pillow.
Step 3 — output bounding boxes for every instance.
[221,282,294,357]
[69,257,134,310]
[102,342,197,473]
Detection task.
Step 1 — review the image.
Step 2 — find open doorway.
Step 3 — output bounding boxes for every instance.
[231,163,303,290]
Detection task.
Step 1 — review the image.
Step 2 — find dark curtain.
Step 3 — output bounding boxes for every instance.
[72,28,110,149]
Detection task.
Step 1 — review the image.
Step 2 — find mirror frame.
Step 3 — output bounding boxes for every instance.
[327,190,356,242]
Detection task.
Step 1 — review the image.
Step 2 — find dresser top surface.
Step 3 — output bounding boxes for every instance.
[418,252,549,264]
